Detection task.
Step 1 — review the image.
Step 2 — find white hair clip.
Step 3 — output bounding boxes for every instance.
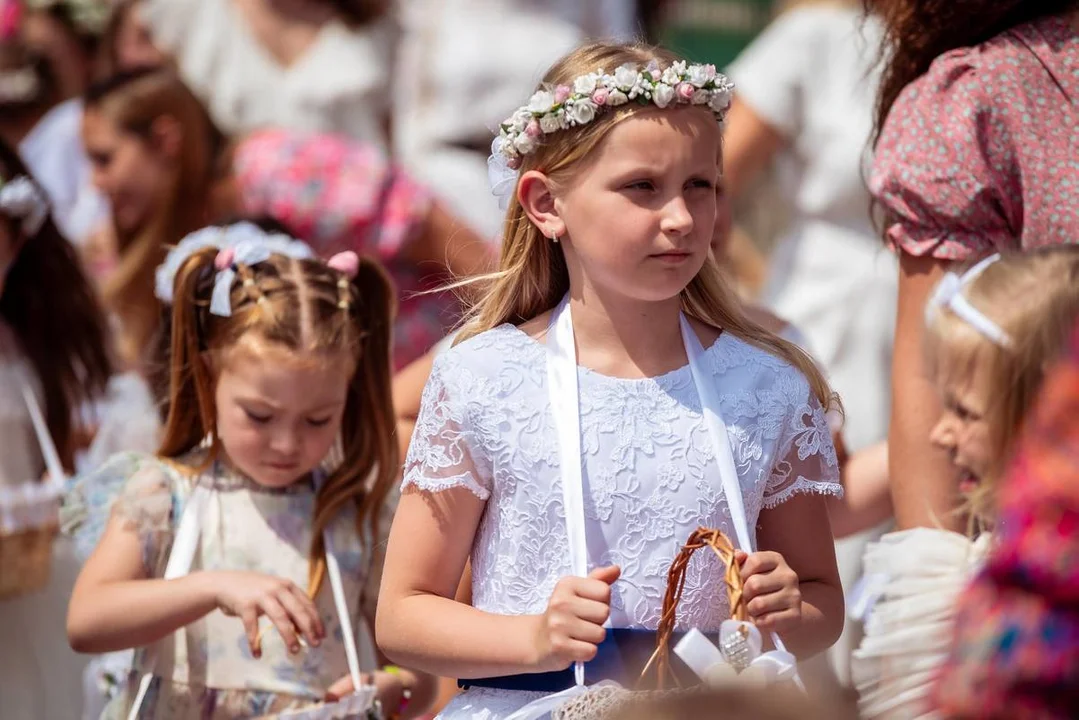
[154,222,314,315]
[0,175,49,236]
[927,253,1012,348]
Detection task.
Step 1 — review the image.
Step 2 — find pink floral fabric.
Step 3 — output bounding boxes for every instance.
[871,15,1079,261]
[234,128,461,369]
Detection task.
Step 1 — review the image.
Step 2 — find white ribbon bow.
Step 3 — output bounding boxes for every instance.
[153,222,314,312]
[0,176,49,236]
[674,622,798,688]
[487,136,518,210]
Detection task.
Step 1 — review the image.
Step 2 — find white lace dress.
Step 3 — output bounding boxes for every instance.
[402,325,842,719]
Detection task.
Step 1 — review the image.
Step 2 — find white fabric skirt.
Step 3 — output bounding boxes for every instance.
[851,528,991,719]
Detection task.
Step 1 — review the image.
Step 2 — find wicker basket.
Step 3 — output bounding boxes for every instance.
[0,480,61,600]
[548,527,752,720]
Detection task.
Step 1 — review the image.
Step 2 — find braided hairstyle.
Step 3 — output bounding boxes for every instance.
[161,231,397,597]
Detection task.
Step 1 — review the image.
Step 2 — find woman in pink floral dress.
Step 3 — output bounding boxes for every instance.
[869,0,1079,530]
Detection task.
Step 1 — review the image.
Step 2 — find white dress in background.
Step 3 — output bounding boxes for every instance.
[726,5,895,681]
[145,0,394,150]
[403,325,842,719]
[18,98,109,245]
[852,529,991,719]
[0,333,87,720]
[727,5,893,453]
[393,0,637,239]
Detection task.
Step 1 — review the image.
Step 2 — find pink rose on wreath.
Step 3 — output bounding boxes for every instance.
[554,85,572,104]
[676,82,695,101]
[592,88,610,106]
[525,119,542,138]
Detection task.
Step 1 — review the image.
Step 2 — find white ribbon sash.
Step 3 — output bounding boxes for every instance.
[506,298,798,719]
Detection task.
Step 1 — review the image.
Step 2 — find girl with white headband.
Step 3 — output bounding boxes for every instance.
[852,245,1079,719]
[65,221,436,719]
[376,41,846,719]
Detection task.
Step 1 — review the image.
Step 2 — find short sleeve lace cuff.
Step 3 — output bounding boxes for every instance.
[400,355,492,501]
[764,384,842,510]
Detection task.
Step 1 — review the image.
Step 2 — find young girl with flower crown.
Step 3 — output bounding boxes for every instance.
[375,42,846,719]
[64,221,435,719]
[852,246,1079,719]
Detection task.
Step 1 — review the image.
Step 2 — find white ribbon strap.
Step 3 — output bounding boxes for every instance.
[546,296,589,688]
[680,315,800,685]
[127,483,211,720]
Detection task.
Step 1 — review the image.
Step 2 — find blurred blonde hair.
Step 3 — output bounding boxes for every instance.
[926,246,1079,527]
[458,41,836,410]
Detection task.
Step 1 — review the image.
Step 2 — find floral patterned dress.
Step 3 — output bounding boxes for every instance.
[64,449,388,719]
[871,14,1079,259]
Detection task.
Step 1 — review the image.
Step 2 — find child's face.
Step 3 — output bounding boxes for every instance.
[213,338,353,488]
[554,107,722,303]
[930,355,995,494]
[83,108,174,236]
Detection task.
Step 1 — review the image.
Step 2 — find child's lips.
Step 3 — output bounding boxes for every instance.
[958,469,981,493]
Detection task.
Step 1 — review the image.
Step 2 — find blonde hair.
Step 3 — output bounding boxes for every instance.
[84,67,227,370]
[161,241,398,598]
[458,41,835,410]
[926,246,1079,526]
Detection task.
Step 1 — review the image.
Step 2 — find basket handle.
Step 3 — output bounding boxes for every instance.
[638,527,746,690]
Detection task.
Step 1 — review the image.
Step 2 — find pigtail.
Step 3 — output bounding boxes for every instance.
[308,257,398,596]
[157,246,221,461]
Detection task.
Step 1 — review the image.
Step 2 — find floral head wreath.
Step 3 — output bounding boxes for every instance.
[0,174,50,236]
[23,0,110,36]
[487,59,734,208]
[155,222,359,318]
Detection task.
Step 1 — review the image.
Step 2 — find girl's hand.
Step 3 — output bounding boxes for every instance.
[531,565,620,672]
[737,551,802,634]
[204,570,325,655]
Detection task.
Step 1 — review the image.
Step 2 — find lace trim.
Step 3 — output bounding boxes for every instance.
[400,470,490,501]
[761,476,843,510]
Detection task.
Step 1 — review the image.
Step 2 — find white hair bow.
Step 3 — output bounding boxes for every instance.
[0,176,49,236]
[154,222,314,315]
[926,253,1012,348]
[487,136,518,210]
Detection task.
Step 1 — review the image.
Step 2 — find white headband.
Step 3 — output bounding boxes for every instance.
[0,176,49,237]
[927,253,1012,347]
[154,222,314,316]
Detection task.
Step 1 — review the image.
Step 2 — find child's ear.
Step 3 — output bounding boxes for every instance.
[517,170,566,240]
[149,114,183,160]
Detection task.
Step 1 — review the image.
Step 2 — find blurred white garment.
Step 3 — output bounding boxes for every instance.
[18,98,109,245]
[727,5,894,453]
[145,0,394,149]
[393,0,637,239]
[727,5,896,686]
[0,336,86,720]
[852,529,991,719]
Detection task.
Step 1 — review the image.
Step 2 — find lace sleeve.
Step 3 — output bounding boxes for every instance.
[401,355,491,500]
[764,380,842,509]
